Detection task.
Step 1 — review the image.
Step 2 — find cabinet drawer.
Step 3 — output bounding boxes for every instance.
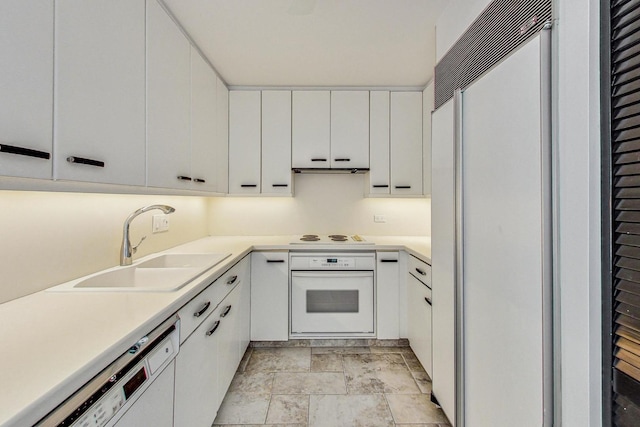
[408,255,431,288]
[177,261,244,343]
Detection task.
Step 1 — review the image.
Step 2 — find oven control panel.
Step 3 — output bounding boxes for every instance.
[289,253,376,271]
[309,257,355,268]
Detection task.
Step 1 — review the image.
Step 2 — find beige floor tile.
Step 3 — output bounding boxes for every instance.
[228,371,274,393]
[246,347,311,372]
[308,394,394,427]
[272,372,347,394]
[311,353,343,372]
[345,367,384,394]
[402,352,426,372]
[311,346,371,354]
[213,392,270,425]
[385,394,449,424]
[377,369,421,394]
[411,370,433,394]
[265,394,310,424]
[370,346,414,354]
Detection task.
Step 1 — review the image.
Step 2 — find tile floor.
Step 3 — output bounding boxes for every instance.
[213,345,451,427]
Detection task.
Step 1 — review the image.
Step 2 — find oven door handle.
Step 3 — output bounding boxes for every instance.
[290,271,373,279]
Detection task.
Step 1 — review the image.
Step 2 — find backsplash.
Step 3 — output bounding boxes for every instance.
[208,174,430,236]
[0,191,209,303]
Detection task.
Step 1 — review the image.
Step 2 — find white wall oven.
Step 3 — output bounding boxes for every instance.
[289,252,375,337]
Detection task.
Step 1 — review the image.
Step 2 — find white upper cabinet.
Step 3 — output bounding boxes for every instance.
[54,0,146,185]
[146,0,191,190]
[229,91,261,194]
[292,91,330,169]
[330,91,369,169]
[190,48,218,192]
[0,1,53,179]
[216,78,229,194]
[262,91,292,195]
[391,92,423,195]
[368,91,391,194]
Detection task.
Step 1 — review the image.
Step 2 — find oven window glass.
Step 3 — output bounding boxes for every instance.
[306,290,359,313]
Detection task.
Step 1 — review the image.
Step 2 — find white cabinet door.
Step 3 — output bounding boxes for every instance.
[54,0,145,186]
[251,252,289,341]
[190,48,218,191]
[0,1,53,179]
[292,91,330,168]
[407,274,432,377]
[262,91,292,195]
[330,91,369,169]
[376,252,399,339]
[391,92,423,195]
[368,91,390,194]
[116,361,174,427]
[216,282,243,400]
[237,255,252,356]
[229,91,261,194]
[174,314,221,427]
[430,99,456,424]
[216,77,229,193]
[146,0,191,189]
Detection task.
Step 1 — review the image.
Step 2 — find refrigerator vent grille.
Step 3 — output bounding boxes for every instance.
[434,0,552,109]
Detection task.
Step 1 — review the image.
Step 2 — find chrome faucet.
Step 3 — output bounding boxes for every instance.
[120,205,175,266]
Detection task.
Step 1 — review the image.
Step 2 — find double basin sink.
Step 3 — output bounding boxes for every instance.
[62,253,231,292]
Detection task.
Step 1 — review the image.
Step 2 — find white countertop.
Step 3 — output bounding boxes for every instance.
[0,235,430,427]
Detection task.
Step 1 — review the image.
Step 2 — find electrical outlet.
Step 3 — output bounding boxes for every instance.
[152,214,170,233]
[374,214,387,223]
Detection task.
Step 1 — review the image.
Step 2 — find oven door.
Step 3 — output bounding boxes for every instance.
[290,271,374,335]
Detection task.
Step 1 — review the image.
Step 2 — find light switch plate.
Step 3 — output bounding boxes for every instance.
[152,214,170,233]
[374,214,387,223]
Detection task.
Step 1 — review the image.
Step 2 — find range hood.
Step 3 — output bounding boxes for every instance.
[292,168,369,174]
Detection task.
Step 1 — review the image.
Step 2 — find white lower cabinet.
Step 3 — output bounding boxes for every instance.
[406,257,433,377]
[114,361,174,427]
[376,251,400,339]
[174,306,222,427]
[174,255,251,427]
[251,251,289,341]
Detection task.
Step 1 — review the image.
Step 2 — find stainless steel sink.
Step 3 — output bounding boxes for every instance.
[61,253,231,292]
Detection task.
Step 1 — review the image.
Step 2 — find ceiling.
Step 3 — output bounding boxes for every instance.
[162,0,447,88]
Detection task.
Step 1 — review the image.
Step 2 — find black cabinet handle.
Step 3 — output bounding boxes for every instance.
[424,297,432,306]
[193,178,206,183]
[416,268,427,276]
[221,305,232,317]
[334,158,351,162]
[0,144,50,160]
[241,184,257,188]
[272,184,288,187]
[380,259,398,263]
[267,259,285,263]
[206,320,220,336]
[226,275,238,285]
[373,185,389,188]
[395,185,411,189]
[193,301,211,318]
[177,175,192,181]
[311,158,327,162]
[67,156,104,168]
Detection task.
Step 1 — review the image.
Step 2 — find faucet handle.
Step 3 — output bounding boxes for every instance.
[132,236,147,254]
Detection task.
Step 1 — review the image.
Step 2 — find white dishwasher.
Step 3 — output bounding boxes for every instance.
[35,316,179,427]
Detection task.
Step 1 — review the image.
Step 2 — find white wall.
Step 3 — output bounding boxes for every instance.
[435,0,603,425]
[0,191,209,303]
[208,174,430,236]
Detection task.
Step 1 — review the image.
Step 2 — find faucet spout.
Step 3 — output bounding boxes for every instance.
[120,205,175,266]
